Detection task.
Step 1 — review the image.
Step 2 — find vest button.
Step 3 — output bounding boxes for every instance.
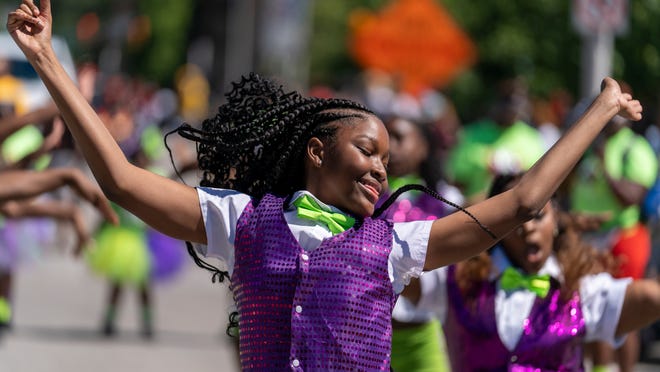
[292,358,300,367]
[295,305,303,313]
[510,355,518,362]
[301,253,309,261]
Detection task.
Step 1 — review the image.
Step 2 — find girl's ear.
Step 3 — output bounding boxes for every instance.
[307,137,324,168]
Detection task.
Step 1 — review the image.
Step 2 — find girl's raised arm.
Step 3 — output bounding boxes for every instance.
[6,0,206,243]
[424,78,642,270]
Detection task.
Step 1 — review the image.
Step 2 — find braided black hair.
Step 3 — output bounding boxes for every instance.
[175,73,374,198]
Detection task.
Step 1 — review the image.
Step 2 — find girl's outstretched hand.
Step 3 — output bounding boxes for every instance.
[71,206,91,257]
[6,0,52,60]
[67,169,119,225]
[600,77,643,121]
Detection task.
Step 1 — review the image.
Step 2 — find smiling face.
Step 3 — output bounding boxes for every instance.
[501,201,556,274]
[305,114,389,217]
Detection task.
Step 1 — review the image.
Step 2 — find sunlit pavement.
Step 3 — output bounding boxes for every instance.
[0,251,240,372]
[0,251,659,372]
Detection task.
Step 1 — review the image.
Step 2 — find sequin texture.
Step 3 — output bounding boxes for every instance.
[443,265,586,371]
[232,194,396,371]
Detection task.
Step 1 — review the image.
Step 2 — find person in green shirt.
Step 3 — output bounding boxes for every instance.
[446,78,545,203]
[570,113,658,372]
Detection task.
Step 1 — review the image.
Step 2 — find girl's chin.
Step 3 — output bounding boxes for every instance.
[523,261,546,274]
[346,203,372,218]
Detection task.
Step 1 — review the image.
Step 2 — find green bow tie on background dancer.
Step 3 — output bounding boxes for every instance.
[293,195,355,234]
[500,267,551,298]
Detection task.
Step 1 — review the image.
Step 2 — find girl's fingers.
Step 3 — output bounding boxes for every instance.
[626,102,643,120]
[37,0,50,15]
[7,10,40,26]
[22,0,40,16]
[93,193,119,225]
[19,3,34,16]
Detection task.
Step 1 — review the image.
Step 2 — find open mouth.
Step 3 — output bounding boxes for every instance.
[525,244,543,263]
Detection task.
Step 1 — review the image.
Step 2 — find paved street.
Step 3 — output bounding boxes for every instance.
[0,251,240,372]
[1,250,659,372]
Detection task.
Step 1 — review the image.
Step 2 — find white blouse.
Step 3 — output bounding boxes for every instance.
[415,246,631,350]
[195,187,433,294]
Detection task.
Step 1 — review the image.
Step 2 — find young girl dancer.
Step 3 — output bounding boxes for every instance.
[7,1,646,369]
[0,167,117,331]
[402,172,660,371]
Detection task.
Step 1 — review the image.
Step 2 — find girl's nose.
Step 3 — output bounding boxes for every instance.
[522,219,537,233]
[373,160,387,182]
[516,220,535,236]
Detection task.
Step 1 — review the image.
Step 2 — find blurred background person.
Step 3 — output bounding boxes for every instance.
[401,172,660,371]
[376,92,461,372]
[569,104,658,371]
[445,77,545,204]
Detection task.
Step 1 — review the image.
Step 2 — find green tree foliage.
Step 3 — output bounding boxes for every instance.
[310,0,659,122]
[132,0,195,85]
[616,0,660,107]
[16,0,195,87]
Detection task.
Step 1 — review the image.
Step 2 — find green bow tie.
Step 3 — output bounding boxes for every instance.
[500,267,551,298]
[292,195,355,235]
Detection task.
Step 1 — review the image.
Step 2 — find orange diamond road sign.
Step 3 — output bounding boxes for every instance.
[350,0,476,95]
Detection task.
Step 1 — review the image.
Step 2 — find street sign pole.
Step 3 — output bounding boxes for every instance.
[572,0,629,100]
[580,31,614,99]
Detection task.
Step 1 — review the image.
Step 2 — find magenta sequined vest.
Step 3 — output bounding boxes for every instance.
[231,194,396,371]
[377,192,446,222]
[444,265,586,372]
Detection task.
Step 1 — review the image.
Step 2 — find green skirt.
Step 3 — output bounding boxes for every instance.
[87,225,151,286]
[391,319,449,372]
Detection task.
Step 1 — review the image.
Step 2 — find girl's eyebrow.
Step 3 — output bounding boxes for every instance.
[355,134,383,148]
[355,134,378,142]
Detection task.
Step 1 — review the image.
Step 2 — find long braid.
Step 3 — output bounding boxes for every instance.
[373,183,497,240]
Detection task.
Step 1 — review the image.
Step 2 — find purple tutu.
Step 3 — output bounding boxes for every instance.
[0,218,56,271]
[147,229,185,282]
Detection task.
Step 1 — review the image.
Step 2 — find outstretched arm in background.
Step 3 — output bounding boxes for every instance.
[615,279,660,337]
[7,0,205,243]
[424,79,643,270]
[0,102,58,144]
[3,114,65,171]
[1,198,90,255]
[0,167,117,224]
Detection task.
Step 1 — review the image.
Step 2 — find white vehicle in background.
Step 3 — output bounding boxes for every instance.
[0,32,77,111]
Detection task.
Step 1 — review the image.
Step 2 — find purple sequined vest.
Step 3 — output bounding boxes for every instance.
[232,194,396,371]
[444,265,586,372]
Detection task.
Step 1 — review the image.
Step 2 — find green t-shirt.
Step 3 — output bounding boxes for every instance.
[571,127,658,229]
[446,120,545,198]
